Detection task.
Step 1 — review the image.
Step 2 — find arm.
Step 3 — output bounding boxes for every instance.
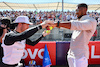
[4,25,42,45]
[26,35,43,46]
[54,19,96,30]
[69,19,96,30]
[52,21,71,29]
[57,21,71,29]
[0,24,7,43]
[0,29,7,43]
[4,20,54,45]
[26,30,50,46]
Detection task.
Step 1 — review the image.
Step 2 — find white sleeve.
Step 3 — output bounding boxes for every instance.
[70,19,97,30]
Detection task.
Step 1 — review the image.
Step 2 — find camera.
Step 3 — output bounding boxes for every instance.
[0,17,11,29]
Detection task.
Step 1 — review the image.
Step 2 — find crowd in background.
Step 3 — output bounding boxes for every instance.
[0,10,100,41]
[0,10,100,25]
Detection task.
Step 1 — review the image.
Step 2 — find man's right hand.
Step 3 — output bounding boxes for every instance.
[40,20,55,28]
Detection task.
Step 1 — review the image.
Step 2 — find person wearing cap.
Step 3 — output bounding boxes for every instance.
[49,3,97,67]
[0,16,53,67]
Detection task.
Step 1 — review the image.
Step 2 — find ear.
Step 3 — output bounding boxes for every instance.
[84,8,87,11]
[82,8,87,14]
[86,8,87,11]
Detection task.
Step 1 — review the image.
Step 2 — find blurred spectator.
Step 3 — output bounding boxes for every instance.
[31,16,36,25]
[66,13,71,21]
[36,14,40,25]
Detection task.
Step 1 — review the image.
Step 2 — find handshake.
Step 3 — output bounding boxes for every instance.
[40,20,59,30]
[40,20,59,37]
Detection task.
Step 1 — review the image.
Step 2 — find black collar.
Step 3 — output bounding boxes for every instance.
[13,30,20,33]
[77,15,83,19]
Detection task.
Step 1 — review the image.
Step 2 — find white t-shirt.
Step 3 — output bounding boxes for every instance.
[2,35,26,65]
[68,15,97,59]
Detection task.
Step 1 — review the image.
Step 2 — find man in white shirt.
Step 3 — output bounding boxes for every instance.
[50,3,97,67]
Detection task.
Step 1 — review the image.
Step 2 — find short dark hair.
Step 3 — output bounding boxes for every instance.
[77,3,88,9]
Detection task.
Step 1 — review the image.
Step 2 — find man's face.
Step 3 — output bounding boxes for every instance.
[75,7,86,18]
[21,23,29,32]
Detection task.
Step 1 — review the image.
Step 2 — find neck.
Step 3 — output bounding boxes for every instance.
[78,13,87,19]
[78,15,83,19]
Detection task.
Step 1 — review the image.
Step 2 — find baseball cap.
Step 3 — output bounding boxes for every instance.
[14,16,32,25]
